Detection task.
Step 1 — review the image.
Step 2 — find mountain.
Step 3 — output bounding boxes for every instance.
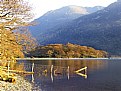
[37,1,121,55]
[29,5,104,41]
[85,6,105,13]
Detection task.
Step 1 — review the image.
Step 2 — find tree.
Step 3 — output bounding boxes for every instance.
[15,28,38,53]
[0,0,33,65]
[0,28,24,66]
[0,0,33,30]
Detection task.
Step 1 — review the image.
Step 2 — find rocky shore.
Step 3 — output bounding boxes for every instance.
[0,75,33,91]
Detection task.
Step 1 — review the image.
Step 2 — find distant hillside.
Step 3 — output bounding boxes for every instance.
[27,43,108,58]
[36,1,121,55]
[29,5,104,42]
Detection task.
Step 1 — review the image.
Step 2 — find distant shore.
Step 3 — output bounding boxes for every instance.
[16,57,121,61]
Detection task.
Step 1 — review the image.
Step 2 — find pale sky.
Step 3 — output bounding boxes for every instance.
[26,0,117,18]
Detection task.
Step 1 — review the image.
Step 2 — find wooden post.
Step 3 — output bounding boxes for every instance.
[32,62,34,73]
[85,66,87,79]
[51,65,53,73]
[32,62,34,83]
[67,66,69,80]
[51,71,53,83]
[75,66,87,73]
[75,66,87,79]
[51,65,53,82]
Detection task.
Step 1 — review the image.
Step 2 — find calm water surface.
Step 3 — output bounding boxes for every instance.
[19,60,121,91]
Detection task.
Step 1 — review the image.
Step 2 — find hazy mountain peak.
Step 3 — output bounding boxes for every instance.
[38,5,104,21]
[62,5,88,14]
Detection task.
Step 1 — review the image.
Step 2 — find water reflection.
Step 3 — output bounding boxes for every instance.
[17,60,121,91]
[75,66,87,79]
[22,60,108,83]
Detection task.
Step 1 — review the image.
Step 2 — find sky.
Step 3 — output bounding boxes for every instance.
[26,0,117,18]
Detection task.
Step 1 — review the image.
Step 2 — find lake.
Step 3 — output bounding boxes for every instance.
[19,59,121,91]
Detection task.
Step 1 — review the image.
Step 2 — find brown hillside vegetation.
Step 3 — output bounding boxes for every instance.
[28,43,108,58]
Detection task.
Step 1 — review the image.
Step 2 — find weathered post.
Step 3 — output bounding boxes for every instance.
[51,65,53,73]
[67,66,69,80]
[51,65,53,82]
[32,62,34,83]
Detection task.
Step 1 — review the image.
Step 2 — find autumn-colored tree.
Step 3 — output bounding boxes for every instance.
[0,0,33,30]
[28,43,108,58]
[15,28,38,53]
[0,0,33,65]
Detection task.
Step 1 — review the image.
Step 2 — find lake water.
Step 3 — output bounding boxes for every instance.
[19,60,121,91]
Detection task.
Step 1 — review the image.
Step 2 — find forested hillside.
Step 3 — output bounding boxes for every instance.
[27,43,108,58]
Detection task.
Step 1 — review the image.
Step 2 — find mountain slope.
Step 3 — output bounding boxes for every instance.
[39,1,121,55]
[29,5,104,41]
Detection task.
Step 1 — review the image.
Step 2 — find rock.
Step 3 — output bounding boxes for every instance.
[0,75,33,91]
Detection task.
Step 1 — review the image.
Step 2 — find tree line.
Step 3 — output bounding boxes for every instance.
[27,43,108,58]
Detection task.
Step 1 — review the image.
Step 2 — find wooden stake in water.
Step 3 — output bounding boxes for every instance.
[32,62,34,73]
[51,65,53,73]
[32,62,34,83]
[67,66,69,80]
[75,66,87,73]
[75,66,87,79]
[51,65,53,82]
[51,70,53,82]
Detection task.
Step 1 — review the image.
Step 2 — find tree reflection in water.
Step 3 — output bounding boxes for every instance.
[21,60,108,83]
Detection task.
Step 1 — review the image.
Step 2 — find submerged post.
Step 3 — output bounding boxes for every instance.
[75,66,87,73]
[32,62,34,73]
[51,65,53,73]
[75,66,87,79]
[32,62,34,83]
[51,71,53,83]
[67,66,69,80]
[51,65,53,82]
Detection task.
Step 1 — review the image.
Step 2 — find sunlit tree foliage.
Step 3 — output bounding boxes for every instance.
[0,0,34,65]
[28,43,108,58]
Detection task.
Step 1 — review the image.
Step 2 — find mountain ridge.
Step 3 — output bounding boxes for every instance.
[29,5,104,40]
[34,1,121,55]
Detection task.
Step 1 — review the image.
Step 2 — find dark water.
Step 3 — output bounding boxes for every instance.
[19,60,121,91]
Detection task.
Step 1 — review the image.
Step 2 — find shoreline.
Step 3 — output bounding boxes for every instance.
[0,75,41,91]
[16,57,121,61]
[0,75,33,91]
